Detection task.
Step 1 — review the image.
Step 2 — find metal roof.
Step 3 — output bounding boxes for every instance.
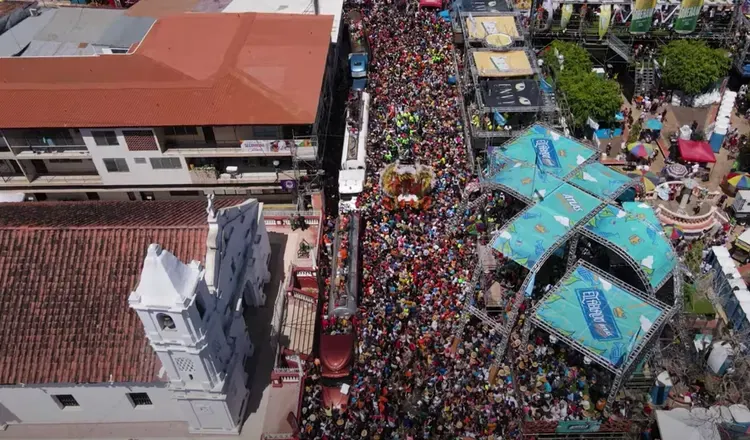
[33,8,123,44]
[95,15,155,48]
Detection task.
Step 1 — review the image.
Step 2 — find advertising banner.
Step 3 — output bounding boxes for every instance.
[560,4,573,29]
[630,0,657,34]
[556,421,602,433]
[674,0,704,34]
[239,139,314,154]
[599,4,612,38]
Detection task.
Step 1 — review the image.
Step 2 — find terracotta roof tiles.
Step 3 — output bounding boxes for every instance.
[0,199,242,385]
[0,13,332,128]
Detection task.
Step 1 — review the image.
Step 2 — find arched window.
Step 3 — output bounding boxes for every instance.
[157,313,176,331]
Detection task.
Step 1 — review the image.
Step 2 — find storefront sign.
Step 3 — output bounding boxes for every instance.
[599,4,612,38]
[674,0,704,34]
[556,421,602,433]
[630,0,657,34]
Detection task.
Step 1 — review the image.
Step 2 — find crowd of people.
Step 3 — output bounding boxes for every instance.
[298,0,534,436]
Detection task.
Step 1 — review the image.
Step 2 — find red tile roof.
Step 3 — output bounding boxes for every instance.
[0,13,332,128]
[0,199,241,385]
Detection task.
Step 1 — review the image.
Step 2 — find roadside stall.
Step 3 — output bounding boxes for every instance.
[678,139,716,181]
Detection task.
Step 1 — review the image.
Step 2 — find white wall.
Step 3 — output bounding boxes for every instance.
[0,383,182,425]
[81,128,192,186]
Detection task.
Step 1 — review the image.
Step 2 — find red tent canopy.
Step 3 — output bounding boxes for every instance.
[420,0,442,7]
[677,139,716,163]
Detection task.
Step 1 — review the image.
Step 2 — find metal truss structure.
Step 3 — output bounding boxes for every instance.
[525,261,672,408]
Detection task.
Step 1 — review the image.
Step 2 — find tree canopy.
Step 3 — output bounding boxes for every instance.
[542,41,622,127]
[542,41,592,77]
[659,40,731,95]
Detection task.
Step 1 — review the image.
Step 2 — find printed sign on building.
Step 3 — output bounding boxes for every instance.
[576,288,622,341]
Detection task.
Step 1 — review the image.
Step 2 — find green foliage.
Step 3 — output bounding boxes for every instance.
[542,41,622,127]
[558,71,623,127]
[684,240,705,276]
[659,40,731,95]
[628,121,643,144]
[542,41,593,77]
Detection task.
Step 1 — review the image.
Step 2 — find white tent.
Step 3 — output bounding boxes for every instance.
[656,408,721,440]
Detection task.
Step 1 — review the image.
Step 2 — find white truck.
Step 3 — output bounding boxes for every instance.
[338,91,370,212]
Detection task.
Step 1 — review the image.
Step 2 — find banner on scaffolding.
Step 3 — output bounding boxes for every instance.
[599,4,612,39]
[674,0,704,33]
[560,4,573,29]
[629,0,657,34]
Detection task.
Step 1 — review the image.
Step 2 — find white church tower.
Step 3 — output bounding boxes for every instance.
[129,198,271,434]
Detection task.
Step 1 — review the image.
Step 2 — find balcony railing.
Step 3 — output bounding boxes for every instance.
[5,137,86,149]
[189,167,308,184]
[164,138,318,159]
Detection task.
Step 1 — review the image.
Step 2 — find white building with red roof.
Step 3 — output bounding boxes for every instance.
[0,197,271,435]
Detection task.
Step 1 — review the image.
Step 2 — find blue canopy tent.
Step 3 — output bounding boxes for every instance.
[533,263,666,370]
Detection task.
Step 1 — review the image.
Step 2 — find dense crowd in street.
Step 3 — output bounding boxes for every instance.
[297,1,534,437]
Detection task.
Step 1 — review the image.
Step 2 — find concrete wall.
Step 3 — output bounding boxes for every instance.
[0,383,182,425]
[81,128,192,186]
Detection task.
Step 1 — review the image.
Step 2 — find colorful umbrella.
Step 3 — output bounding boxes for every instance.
[726,172,750,190]
[627,142,654,159]
[663,225,684,240]
[628,170,660,192]
[665,163,688,179]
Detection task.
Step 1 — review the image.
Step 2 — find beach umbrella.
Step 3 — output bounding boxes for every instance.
[727,172,750,190]
[627,142,653,159]
[665,163,688,179]
[628,171,657,192]
[663,225,684,240]
[644,119,663,131]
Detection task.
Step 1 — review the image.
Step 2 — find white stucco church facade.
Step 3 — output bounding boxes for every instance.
[0,197,271,436]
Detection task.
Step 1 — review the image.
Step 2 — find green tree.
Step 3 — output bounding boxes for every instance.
[542,41,622,127]
[542,41,593,77]
[659,40,731,95]
[558,71,623,126]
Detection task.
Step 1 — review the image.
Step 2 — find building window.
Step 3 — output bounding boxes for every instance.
[127,393,152,407]
[163,126,198,136]
[150,157,182,170]
[53,394,79,408]
[156,313,176,331]
[134,157,147,164]
[127,192,136,201]
[93,131,118,146]
[140,192,155,200]
[103,158,129,173]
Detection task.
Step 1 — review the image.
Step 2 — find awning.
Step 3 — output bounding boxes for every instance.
[678,139,716,163]
[320,334,354,378]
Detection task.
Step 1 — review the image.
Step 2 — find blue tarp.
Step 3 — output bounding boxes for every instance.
[535,264,664,367]
[594,128,623,139]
